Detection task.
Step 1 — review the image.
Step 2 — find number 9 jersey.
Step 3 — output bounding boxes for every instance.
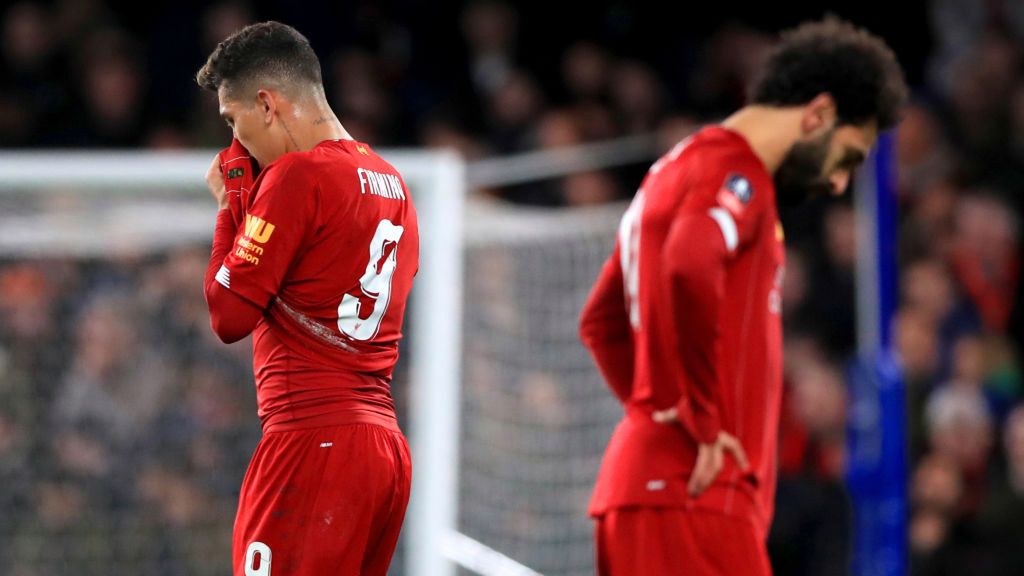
[215,139,419,432]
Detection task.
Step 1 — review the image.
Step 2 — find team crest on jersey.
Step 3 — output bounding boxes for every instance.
[717,173,753,216]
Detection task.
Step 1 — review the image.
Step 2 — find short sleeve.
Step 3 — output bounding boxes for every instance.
[214,156,317,309]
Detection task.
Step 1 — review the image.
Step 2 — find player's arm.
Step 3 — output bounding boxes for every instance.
[656,166,760,494]
[203,152,263,343]
[580,242,634,404]
[661,211,729,443]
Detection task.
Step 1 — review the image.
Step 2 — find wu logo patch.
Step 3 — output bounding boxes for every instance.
[227,167,245,179]
[244,214,275,243]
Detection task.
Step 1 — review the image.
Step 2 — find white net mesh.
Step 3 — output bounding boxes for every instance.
[456,200,626,576]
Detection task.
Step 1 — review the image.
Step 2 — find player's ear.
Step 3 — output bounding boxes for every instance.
[801,93,837,135]
[256,89,276,125]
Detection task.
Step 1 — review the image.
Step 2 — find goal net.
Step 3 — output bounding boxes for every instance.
[451,200,624,576]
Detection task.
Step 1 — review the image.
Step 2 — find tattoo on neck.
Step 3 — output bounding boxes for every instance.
[313,116,334,126]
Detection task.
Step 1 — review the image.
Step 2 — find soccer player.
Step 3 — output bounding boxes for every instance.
[580,18,907,575]
[196,22,417,576]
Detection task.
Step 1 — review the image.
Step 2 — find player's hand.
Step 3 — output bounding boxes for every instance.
[688,431,750,497]
[206,153,229,210]
[651,408,750,496]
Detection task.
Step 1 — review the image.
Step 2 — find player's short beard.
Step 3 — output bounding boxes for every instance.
[774,128,834,207]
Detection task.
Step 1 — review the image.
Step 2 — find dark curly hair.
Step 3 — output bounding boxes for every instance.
[196,21,322,98]
[751,17,908,130]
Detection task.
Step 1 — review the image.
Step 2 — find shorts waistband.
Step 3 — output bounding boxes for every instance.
[263,409,400,434]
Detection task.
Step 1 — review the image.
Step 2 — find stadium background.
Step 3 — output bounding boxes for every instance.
[2,0,1024,575]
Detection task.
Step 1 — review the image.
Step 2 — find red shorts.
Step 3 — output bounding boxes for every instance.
[595,507,772,576]
[233,423,412,576]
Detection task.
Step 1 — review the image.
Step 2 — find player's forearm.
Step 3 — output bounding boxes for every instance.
[204,209,261,343]
[665,216,728,444]
[580,253,635,402]
[205,208,238,297]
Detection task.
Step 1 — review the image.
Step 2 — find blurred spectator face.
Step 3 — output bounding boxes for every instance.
[954,194,1018,269]
[610,61,664,132]
[912,453,963,514]
[79,29,144,135]
[789,360,847,437]
[903,260,956,325]
[563,171,618,206]
[571,101,617,141]
[536,111,582,149]
[201,1,254,53]
[35,480,87,530]
[489,71,542,130]
[914,179,957,251]
[948,35,1017,134]
[75,295,137,378]
[3,2,54,73]
[562,42,610,101]
[520,371,564,426]
[896,307,940,382]
[461,0,516,56]
[52,424,111,479]
[783,333,828,376]
[0,263,54,341]
[911,509,949,554]
[898,104,942,169]
[926,386,993,471]
[951,335,987,384]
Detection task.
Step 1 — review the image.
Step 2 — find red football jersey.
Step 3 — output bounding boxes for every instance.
[581,126,785,534]
[215,139,419,432]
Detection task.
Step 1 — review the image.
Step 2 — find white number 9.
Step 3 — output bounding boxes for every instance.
[338,219,405,341]
[244,541,271,576]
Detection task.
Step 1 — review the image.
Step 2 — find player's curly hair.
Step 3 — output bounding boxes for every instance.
[750,16,908,130]
[196,21,323,98]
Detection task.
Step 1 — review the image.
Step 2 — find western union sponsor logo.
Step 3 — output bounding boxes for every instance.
[244,214,275,243]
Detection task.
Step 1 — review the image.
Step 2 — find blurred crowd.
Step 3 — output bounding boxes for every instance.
[3,0,1024,575]
[0,250,260,575]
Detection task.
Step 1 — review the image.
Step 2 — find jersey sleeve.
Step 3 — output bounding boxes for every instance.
[663,156,769,444]
[580,241,635,404]
[690,151,768,257]
[213,156,318,309]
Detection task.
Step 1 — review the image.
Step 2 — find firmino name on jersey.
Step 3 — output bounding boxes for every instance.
[357,168,406,200]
